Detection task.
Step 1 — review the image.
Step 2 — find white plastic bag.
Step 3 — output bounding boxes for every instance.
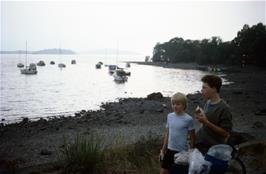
[188,148,212,174]
[174,151,189,165]
[207,144,233,161]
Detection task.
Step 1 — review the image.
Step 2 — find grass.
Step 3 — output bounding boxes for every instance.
[60,134,105,174]
[125,134,161,173]
[59,133,162,174]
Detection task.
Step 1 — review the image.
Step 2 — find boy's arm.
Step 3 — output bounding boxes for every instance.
[188,129,196,149]
[161,128,169,153]
[203,120,230,138]
[196,112,230,138]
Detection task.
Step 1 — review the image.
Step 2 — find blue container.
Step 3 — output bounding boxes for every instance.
[170,164,188,174]
[204,154,228,174]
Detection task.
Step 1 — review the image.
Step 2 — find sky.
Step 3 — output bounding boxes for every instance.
[1,0,265,55]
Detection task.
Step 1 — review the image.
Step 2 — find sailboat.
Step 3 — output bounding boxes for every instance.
[113,68,128,82]
[21,41,37,75]
[17,50,24,68]
[58,46,66,68]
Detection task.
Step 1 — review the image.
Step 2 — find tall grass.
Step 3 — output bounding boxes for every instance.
[125,134,161,173]
[60,134,105,174]
[59,133,161,174]
[105,134,161,173]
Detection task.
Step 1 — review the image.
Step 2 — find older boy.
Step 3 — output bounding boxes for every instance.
[195,75,233,154]
[160,92,195,174]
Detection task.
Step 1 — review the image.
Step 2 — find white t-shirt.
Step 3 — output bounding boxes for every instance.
[166,112,194,152]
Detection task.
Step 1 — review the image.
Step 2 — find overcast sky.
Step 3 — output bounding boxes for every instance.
[1,0,265,55]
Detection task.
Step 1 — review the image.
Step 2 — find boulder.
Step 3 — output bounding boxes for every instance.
[147,92,163,100]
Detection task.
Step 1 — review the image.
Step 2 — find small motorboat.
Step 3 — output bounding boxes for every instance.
[21,63,38,75]
[108,65,117,74]
[37,60,45,66]
[71,60,76,64]
[17,63,24,68]
[113,69,128,83]
[58,63,66,68]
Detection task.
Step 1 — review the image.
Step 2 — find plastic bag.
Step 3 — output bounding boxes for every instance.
[174,151,189,165]
[188,148,212,174]
[207,144,233,161]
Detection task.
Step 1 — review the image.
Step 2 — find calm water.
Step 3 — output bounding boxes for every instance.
[0,54,208,123]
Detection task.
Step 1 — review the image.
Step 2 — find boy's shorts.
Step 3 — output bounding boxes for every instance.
[160,149,179,169]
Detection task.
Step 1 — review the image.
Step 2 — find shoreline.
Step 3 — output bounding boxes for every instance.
[126,61,202,70]
[1,62,266,173]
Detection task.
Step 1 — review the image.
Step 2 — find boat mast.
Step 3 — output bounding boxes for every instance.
[116,41,119,65]
[25,40,28,66]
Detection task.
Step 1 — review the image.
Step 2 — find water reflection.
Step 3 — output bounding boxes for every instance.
[1,54,209,123]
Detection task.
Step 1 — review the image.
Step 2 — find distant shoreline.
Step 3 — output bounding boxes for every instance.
[0,49,76,55]
[127,61,198,69]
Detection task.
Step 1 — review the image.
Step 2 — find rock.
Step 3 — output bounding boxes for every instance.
[156,107,164,113]
[0,160,17,173]
[228,131,255,145]
[40,149,52,156]
[38,118,47,124]
[238,140,266,156]
[147,92,163,100]
[236,140,266,174]
[75,113,81,117]
[255,109,266,116]
[187,93,199,100]
[232,90,243,95]
[139,109,144,114]
[21,117,29,124]
[252,121,264,128]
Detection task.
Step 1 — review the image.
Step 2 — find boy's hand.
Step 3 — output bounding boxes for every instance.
[194,106,203,114]
[195,112,209,124]
[160,149,166,155]
[195,106,209,124]
[159,149,165,161]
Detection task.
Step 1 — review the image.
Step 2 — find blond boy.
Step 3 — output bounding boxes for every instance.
[160,92,195,174]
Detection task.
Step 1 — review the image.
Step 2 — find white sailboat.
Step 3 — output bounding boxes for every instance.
[58,63,66,68]
[58,46,66,68]
[17,50,24,68]
[108,65,117,73]
[17,63,24,68]
[109,42,119,74]
[21,41,37,75]
[113,69,128,82]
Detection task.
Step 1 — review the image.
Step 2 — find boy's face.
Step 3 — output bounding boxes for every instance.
[171,101,185,114]
[201,82,216,99]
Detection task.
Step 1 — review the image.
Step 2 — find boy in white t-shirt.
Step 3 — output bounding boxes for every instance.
[160,92,195,174]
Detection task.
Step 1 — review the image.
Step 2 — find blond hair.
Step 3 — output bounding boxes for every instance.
[171,92,187,109]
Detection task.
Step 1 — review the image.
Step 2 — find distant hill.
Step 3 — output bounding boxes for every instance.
[1,48,140,55]
[33,48,76,54]
[0,48,76,54]
[0,50,31,54]
[80,49,141,55]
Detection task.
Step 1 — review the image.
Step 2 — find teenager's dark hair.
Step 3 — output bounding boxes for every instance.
[201,75,222,93]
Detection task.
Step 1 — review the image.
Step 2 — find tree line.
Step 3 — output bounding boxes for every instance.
[152,23,266,67]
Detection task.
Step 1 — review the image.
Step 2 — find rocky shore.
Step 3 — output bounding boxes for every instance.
[0,63,266,173]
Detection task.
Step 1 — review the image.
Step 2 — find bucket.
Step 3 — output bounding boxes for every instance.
[170,164,188,174]
[204,154,228,174]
